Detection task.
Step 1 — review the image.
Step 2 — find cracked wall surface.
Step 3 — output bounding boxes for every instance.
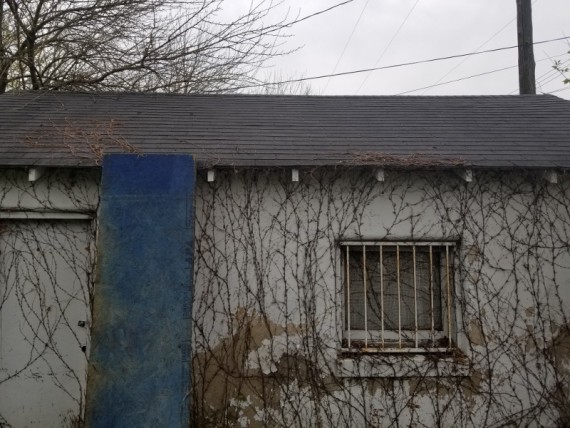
[1,166,569,427]
[192,168,570,428]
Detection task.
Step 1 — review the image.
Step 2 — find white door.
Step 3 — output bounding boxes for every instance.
[0,220,93,428]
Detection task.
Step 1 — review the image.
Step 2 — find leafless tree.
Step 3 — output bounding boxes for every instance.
[552,43,570,86]
[0,0,293,94]
[553,61,569,85]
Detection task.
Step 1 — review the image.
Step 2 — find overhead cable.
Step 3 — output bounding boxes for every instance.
[399,51,568,95]
[356,0,422,93]
[288,0,355,26]
[422,0,541,94]
[323,0,372,92]
[216,35,570,92]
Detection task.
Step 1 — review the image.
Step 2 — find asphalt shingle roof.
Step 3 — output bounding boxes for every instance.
[1,91,569,168]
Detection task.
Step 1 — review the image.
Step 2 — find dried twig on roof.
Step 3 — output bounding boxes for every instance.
[25,119,140,165]
[342,151,467,168]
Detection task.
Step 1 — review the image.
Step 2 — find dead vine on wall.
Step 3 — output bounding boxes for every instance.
[192,168,570,428]
[1,165,569,427]
[0,169,97,427]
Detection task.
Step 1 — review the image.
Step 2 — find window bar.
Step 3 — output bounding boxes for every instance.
[430,245,435,346]
[363,245,368,349]
[346,246,351,349]
[397,244,402,348]
[380,244,385,348]
[413,245,418,348]
[446,245,452,349]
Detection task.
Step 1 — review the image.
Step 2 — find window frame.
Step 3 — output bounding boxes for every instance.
[341,240,457,353]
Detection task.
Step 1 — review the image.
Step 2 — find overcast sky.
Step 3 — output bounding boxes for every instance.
[234,0,570,98]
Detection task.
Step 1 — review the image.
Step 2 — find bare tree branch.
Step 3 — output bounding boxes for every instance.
[0,0,294,94]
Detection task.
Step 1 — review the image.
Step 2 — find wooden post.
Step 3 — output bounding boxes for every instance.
[516,0,536,94]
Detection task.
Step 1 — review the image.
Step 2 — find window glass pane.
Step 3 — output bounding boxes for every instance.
[366,249,382,330]
[347,248,364,330]
[348,248,383,331]
[382,247,399,330]
[418,248,442,330]
[345,244,446,334]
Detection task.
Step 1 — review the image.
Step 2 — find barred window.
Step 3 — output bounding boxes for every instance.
[342,242,455,352]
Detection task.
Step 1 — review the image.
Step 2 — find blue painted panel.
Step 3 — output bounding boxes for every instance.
[85,154,194,428]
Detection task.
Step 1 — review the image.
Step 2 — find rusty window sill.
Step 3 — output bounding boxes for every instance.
[336,352,470,378]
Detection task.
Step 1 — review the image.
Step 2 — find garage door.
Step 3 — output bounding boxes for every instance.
[0,219,94,428]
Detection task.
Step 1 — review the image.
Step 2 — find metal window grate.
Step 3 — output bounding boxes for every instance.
[342,241,455,353]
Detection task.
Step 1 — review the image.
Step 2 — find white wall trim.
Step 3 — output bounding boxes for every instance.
[0,211,94,220]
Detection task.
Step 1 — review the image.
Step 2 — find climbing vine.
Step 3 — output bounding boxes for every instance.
[191,167,570,427]
[0,165,569,427]
[0,169,97,427]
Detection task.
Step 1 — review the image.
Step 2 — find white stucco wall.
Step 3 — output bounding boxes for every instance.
[1,166,569,428]
[192,168,570,428]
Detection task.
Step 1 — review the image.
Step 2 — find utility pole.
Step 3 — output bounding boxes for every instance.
[516,0,536,94]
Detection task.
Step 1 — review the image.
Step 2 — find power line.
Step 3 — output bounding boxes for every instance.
[539,60,570,87]
[323,0,372,92]
[421,20,516,94]
[287,0,355,27]
[536,44,570,87]
[248,0,357,88]
[508,51,569,94]
[536,54,563,85]
[356,0,422,94]
[398,52,567,95]
[510,31,569,94]
[217,35,570,92]
[546,86,570,94]
[421,0,541,94]
[396,66,518,95]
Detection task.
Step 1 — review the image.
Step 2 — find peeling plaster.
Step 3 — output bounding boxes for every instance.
[467,320,485,346]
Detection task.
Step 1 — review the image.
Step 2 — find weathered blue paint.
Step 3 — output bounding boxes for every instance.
[85,154,194,428]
